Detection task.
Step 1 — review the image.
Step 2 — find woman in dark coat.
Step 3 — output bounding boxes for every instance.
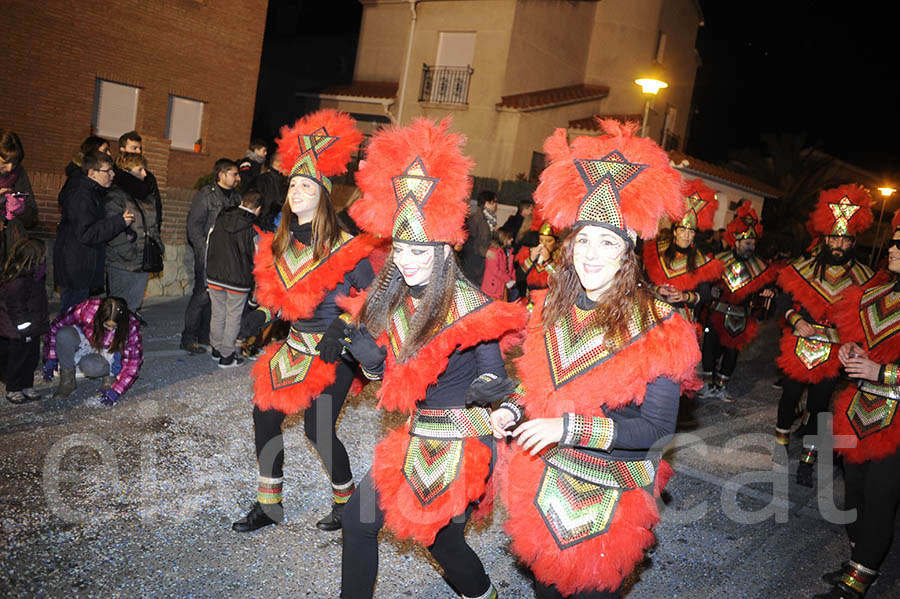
[0,129,38,263]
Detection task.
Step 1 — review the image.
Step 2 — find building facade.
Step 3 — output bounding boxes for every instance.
[2,0,268,295]
[313,0,703,185]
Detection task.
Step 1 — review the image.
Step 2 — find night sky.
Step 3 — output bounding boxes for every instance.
[253,0,899,179]
[690,1,899,177]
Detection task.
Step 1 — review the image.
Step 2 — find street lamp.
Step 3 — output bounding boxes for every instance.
[634,77,668,138]
[870,186,897,266]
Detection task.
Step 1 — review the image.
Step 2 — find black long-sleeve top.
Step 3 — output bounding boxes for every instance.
[596,376,680,460]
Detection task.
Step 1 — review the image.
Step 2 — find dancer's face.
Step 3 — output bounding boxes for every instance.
[889,231,900,273]
[673,226,695,249]
[572,225,627,301]
[393,241,446,287]
[287,176,321,223]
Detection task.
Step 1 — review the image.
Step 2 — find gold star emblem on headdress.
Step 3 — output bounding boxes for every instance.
[391,157,439,242]
[573,150,647,240]
[828,195,860,236]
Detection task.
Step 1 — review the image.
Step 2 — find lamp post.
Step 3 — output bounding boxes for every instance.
[870,186,897,266]
[634,77,668,138]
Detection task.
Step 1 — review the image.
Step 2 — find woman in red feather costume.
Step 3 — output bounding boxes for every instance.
[337,118,527,599]
[811,211,900,599]
[699,200,777,400]
[643,178,723,327]
[772,185,874,486]
[490,120,700,598]
[231,110,381,533]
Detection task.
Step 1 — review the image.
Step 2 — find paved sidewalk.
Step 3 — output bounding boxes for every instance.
[1,297,898,598]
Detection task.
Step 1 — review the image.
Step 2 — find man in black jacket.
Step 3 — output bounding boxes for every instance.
[180,159,241,354]
[53,151,133,314]
[205,191,261,367]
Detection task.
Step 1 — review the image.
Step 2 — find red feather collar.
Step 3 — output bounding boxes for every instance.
[778,257,874,323]
[643,240,724,291]
[516,289,700,418]
[253,231,382,321]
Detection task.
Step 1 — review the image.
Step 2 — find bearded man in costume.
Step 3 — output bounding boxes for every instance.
[338,118,528,599]
[700,201,776,401]
[490,119,700,599]
[644,178,723,328]
[773,185,874,486]
[813,210,900,598]
[232,110,380,533]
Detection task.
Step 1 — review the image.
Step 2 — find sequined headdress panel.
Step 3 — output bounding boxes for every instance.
[275,109,363,195]
[351,118,474,246]
[724,200,763,247]
[678,179,718,232]
[534,119,683,244]
[809,184,873,238]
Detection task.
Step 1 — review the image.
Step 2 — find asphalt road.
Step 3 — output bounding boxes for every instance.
[1,296,898,598]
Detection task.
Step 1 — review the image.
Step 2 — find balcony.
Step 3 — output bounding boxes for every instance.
[418,64,474,105]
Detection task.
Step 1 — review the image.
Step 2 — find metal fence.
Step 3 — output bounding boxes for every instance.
[418,64,474,105]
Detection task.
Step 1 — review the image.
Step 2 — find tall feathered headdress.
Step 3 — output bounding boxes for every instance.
[350,118,474,246]
[275,109,363,195]
[533,119,683,244]
[809,184,873,237]
[678,178,718,231]
[724,200,763,247]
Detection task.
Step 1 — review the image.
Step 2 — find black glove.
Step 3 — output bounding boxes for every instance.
[464,373,517,407]
[340,324,386,373]
[239,308,268,340]
[316,316,348,364]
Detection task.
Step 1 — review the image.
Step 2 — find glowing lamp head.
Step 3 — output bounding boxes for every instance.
[878,187,897,197]
[635,78,669,95]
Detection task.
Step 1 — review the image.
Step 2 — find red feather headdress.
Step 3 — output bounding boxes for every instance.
[809,184,873,237]
[678,178,718,232]
[533,119,683,244]
[724,200,763,247]
[274,109,363,195]
[350,118,474,246]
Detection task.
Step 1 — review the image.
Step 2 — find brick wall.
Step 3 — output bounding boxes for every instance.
[1,0,268,194]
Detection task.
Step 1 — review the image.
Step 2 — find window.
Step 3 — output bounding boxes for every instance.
[421,31,476,104]
[92,80,139,139]
[166,95,204,151]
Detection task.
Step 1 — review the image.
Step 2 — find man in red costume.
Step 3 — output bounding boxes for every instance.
[814,210,900,598]
[773,185,874,486]
[515,221,558,300]
[491,119,700,598]
[700,201,776,401]
[643,178,723,328]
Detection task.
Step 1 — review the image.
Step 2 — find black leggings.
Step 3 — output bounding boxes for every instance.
[701,330,739,379]
[844,447,900,570]
[253,360,354,485]
[341,471,491,598]
[776,376,837,434]
[535,580,620,599]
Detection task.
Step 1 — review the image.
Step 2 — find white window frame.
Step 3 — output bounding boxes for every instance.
[166,95,205,151]
[92,79,140,139]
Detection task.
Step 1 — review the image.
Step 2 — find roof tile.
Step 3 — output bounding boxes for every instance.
[497,84,609,111]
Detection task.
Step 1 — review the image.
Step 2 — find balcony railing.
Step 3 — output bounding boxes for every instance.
[418,64,474,105]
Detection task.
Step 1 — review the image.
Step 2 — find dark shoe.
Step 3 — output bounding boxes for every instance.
[822,563,849,586]
[99,375,117,390]
[771,377,784,390]
[7,389,41,404]
[813,584,863,599]
[210,348,222,361]
[218,353,245,369]
[232,501,282,532]
[52,368,77,399]
[315,502,346,531]
[180,341,206,355]
[796,461,815,487]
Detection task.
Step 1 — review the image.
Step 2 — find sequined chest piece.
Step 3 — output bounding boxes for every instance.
[657,240,709,279]
[274,232,351,290]
[859,283,900,350]
[543,299,671,389]
[793,257,872,305]
[387,278,491,361]
[720,253,767,293]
